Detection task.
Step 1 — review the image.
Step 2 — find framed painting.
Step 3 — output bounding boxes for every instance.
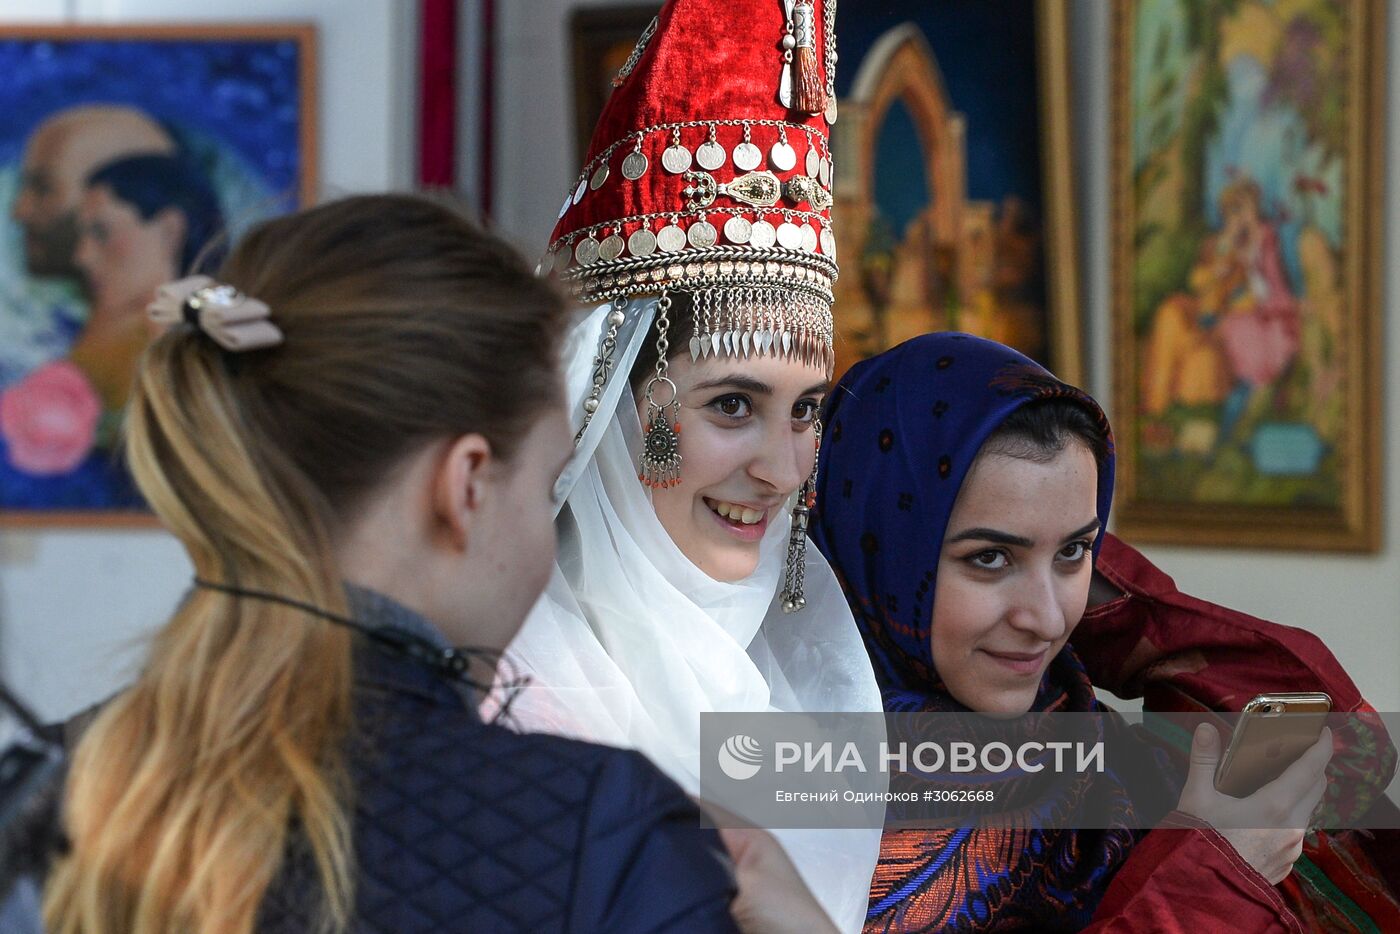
[570,5,661,164]
[830,0,1081,384]
[1111,0,1383,551]
[0,24,317,527]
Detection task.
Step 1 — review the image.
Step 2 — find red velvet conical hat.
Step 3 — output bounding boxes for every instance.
[544,0,839,370]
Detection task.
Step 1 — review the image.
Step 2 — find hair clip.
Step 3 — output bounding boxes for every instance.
[148,275,284,352]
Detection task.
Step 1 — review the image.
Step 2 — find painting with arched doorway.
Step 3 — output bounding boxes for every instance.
[831,0,1080,384]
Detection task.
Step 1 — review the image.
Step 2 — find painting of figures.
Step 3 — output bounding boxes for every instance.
[0,26,316,525]
[830,0,1080,383]
[1112,0,1382,550]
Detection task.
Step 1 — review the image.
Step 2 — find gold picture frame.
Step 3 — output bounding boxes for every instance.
[1109,0,1383,551]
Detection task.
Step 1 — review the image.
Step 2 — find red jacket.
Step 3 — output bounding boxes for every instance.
[1073,534,1398,932]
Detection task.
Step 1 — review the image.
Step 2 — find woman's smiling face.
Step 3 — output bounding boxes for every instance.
[931,442,1100,715]
[641,351,827,581]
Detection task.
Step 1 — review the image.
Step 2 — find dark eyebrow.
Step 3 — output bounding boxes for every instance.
[1064,519,1101,542]
[946,519,1099,549]
[690,375,774,395]
[689,376,830,397]
[946,527,1033,548]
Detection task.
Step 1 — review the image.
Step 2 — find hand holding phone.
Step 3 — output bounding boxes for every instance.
[1214,692,1332,798]
[1174,693,1334,885]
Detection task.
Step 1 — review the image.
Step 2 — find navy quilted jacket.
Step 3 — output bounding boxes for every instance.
[252,591,741,933]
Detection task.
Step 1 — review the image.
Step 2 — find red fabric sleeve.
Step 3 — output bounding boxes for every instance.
[1076,534,1395,826]
[1085,815,1302,932]
[1078,534,1363,712]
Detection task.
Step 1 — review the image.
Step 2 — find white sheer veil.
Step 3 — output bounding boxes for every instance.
[504,296,883,932]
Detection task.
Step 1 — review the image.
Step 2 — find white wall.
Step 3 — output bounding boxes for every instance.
[0,0,419,721]
[487,0,1400,711]
[488,0,641,255]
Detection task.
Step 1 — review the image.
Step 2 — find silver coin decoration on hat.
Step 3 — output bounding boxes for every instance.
[770,139,797,172]
[575,236,601,265]
[696,142,726,170]
[749,219,778,249]
[629,227,658,258]
[662,128,693,173]
[724,216,754,244]
[776,221,803,250]
[599,233,626,262]
[656,224,687,253]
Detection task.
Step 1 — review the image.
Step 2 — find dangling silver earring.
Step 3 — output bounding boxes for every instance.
[781,418,821,612]
[639,292,682,488]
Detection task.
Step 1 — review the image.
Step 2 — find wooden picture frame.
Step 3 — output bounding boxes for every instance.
[829,0,1081,384]
[570,5,661,165]
[0,24,317,528]
[1110,0,1383,551]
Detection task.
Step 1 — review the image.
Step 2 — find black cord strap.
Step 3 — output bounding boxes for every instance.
[191,578,528,719]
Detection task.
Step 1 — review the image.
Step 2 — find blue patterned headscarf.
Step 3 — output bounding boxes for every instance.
[811,334,1143,931]
[810,331,1115,712]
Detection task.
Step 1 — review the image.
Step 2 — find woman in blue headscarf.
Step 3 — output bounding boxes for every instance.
[809,333,1365,932]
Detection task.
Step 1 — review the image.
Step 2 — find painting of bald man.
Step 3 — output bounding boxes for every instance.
[0,26,316,523]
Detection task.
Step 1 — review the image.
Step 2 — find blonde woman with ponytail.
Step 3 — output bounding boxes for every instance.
[40,194,742,934]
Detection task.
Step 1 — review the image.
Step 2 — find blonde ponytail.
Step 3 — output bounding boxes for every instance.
[46,336,355,934]
[43,194,565,933]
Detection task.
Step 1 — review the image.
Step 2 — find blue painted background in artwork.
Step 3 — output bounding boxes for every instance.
[837,0,1042,219]
[874,99,932,238]
[0,37,305,512]
[0,39,302,204]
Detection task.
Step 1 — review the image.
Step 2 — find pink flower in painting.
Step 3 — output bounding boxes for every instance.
[0,361,101,475]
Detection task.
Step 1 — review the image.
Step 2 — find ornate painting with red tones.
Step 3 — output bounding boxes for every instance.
[1112,0,1383,551]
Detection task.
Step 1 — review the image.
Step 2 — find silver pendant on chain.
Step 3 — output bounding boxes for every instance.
[776,222,803,250]
[622,151,649,180]
[770,141,797,172]
[575,236,601,265]
[799,225,819,252]
[628,227,658,258]
[750,220,778,249]
[657,224,687,253]
[590,162,610,190]
[598,234,625,262]
[734,141,763,172]
[724,215,753,244]
[687,220,718,249]
[572,177,588,205]
[820,228,836,257]
[662,144,693,174]
[696,140,727,171]
[806,147,820,178]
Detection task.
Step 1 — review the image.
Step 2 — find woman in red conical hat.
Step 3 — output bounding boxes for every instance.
[505,2,885,931]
